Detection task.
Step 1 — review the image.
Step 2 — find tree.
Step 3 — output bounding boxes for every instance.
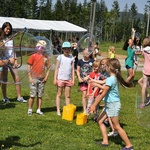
[129,3,138,28]
[110,0,120,42]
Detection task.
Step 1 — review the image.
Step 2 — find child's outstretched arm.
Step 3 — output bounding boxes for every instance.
[44,57,51,82]
[76,65,83,83]
[71,61,75,85]
[90,78,106,84]
[53,60,60,85]
[89,85,110,113]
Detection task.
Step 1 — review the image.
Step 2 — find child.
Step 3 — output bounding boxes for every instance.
[139,36,150,108]
[53,41,74,116]
[89,58,133,150]
[86,60,101,117]
[108,46,115,58]
[124,28,140,83]
[93,42,101,60]
[76,48,94,113]
[88,58,109,121]
[89,58,118,136]
[71,42,78,71]
[27,40,50,115]
[133,37,142,73]
[0,22,26,103]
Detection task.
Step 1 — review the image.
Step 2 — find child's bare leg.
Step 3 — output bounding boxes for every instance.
[56,87,63,115]
[97,111,108,144]
[64,86,71,105]
[87,96,94,114]
[82,90,87,113]
[28,97,34,109]
[108,117,115,132]
[141,75,148,106]
[37,97,42,110]
[112,116,132,148]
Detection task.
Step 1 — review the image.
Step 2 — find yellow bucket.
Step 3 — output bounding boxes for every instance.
[76,113,88,125]
[62,104,76,121]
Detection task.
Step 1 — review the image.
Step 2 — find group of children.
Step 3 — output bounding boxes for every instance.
[124,28,150,108]
[0,22,138,150]
[53,40,134,150]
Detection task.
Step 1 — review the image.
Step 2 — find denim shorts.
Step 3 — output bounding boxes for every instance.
[104,101,121,117]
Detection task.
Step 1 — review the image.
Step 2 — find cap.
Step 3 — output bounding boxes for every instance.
[62,42,71,48]
[36,40,47,48]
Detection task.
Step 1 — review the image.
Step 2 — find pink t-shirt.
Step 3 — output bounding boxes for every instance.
[142,47,150,75]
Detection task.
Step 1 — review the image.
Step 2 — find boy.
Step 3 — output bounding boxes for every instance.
[27,40,50,115]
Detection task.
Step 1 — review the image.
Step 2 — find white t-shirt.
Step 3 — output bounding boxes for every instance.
[3,39,14,59]
[57,54,74,80]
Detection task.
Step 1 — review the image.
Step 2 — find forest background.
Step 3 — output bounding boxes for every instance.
[0,0,149,43]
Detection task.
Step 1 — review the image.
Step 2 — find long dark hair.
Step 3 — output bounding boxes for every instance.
[122,39,129,50]
[106,58,132,88]
[1,22,12,37]
[133,37,141,46]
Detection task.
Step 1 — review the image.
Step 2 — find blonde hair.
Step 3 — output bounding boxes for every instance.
[36,40,47,47]
[100,58,109,67]
[108,46,115,52]
[143,36,150,47]
[92,59,100,68]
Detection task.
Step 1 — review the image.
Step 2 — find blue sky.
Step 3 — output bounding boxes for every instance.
[103,0,147,14]
[52,0,148,14]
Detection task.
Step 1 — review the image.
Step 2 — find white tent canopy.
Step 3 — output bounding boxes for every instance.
[0,17,87,32]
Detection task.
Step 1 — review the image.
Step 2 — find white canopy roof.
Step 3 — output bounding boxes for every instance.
[0,17,87,32]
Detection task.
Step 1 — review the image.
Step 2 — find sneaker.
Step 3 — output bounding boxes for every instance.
[108,131,118,137]
[57,112,61,116]
[28,109,32,116]
[145,98,150,106]
[3,97,10,103]
[140,104,145,108]
[104,121,110,127]
[121,146,134,150]
[17,97,27,103]
[36,110,44,115]
[113,131,118,136]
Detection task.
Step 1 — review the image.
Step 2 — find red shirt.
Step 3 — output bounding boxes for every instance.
[27,53,47,78]
[88,72,100,96]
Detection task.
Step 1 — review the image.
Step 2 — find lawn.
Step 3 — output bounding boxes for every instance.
[0,68,150,150]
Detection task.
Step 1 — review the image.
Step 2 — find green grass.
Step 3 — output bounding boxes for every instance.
[0,70,150,150]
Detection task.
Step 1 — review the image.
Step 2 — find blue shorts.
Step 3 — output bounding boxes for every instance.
[0,67,2,71]
[126,65,132,69]
[104,101,121,117]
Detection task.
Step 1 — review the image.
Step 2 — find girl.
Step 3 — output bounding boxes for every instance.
[54,41,74,116]
[139,36,150,108]
[93,42,101,60]
[124,28,136,83]
[89,58,109,121]
[71,42,78,71]
[76,48,94,113]
[86,60,101,117]
[0,22,26,103]
[133,37,142,73]
[108,46,115,58]
[89,58,133,150]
